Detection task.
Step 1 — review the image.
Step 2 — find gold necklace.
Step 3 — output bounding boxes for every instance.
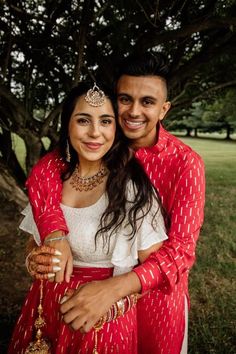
[70,164,108,192]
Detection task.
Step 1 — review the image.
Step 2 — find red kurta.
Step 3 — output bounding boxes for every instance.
[24,124,205,354]
[8,268,137,354]
[133,126,205,353]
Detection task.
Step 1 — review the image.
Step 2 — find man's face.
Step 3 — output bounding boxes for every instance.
[117,75,171,148]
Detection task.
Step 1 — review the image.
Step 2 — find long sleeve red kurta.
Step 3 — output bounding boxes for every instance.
[26,124,205,354]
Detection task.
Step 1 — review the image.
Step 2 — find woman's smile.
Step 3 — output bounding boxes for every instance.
[83,142,103,150]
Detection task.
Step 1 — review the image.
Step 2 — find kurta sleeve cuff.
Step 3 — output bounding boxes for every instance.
[133,259,163,293]
[37,208,69,240]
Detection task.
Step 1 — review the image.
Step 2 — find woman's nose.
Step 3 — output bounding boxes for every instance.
[88,123,100,137]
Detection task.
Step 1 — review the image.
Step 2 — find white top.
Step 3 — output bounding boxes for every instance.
[20,183,168,275]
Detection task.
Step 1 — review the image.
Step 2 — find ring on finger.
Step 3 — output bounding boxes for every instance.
[48,273,55,279]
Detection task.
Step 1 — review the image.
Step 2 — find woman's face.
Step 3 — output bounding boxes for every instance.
[68,95,116,164]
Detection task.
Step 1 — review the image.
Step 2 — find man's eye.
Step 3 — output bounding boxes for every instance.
[143,99,154,106]
[119,96,130,104]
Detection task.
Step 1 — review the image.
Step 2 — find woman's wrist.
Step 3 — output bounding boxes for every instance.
[44,230,66,244]
[44,235,67,244]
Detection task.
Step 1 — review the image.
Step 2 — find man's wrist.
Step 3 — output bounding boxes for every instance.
[108,271,142,301]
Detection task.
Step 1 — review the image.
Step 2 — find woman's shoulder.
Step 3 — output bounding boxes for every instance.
[26,149,66,185]
[33,149,64,172]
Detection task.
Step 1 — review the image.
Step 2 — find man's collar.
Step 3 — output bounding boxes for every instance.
[135,123,168,157]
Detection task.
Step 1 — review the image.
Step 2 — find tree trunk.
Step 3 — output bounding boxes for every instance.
[0,159,28,209]
[24,135,44,174]
[186,127,192,136]
[225,124,231,140]
[0,129,26,188]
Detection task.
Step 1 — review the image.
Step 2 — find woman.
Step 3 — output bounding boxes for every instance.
[8,82,167,354]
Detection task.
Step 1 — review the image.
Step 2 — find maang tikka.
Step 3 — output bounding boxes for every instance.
[85,83,105,107]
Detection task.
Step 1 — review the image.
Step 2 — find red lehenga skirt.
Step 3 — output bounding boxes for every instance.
[8,267,137,354]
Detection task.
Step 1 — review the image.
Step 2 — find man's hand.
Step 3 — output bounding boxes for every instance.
[60,279,117,332]
[60,271,141,332]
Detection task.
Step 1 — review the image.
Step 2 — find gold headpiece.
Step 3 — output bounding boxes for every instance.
[84,83,105,107]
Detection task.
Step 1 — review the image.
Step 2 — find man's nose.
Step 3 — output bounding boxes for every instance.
[128,102,141,118]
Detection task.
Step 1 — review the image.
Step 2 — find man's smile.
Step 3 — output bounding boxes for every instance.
[124,119,146,129]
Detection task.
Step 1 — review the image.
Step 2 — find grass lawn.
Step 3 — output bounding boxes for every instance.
[179,137,236,354]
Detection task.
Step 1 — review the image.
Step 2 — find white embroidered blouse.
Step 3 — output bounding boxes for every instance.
[20,184,168,275]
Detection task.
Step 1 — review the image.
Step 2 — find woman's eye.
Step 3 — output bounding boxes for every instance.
[77,118,89,125]
[101,119,112,125]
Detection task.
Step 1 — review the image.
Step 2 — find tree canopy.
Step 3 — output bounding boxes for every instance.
[0,0,236,187]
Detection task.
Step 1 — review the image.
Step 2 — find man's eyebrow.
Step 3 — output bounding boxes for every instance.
[117,93,132,97]
[142,96,157,101]
[117,93,157,101]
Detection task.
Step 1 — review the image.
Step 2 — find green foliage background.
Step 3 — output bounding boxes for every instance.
[0,0,236,184]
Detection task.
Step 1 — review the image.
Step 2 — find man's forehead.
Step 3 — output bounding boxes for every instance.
[117,75,167,97]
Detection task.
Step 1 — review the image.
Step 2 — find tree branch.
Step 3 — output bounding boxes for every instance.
[41,103,63,137]
[135,0,159,28]
[134,16,236,52]
[0,85,32,123]
[73,0,96,85]
[172,80,236,108]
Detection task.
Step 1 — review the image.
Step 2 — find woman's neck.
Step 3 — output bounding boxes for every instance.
[77,159,103,178]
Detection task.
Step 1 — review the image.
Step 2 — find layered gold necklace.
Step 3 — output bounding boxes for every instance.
[70,164,108,192]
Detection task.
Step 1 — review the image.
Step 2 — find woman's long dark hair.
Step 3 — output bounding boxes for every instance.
[59,82,166,251]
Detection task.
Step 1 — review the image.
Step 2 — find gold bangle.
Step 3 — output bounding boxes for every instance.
[116,298,125,317]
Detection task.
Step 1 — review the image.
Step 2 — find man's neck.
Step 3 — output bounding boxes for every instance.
[131,124,160,150]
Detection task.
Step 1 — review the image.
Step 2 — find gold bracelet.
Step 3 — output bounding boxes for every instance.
[44,235,66,244]
[25,248,37,277]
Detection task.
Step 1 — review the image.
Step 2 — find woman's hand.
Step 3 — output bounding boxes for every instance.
[26,232,73,283]
[26,244,62,280]
[43,237,73,283]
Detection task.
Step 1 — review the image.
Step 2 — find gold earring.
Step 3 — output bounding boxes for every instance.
[66,140,71,162]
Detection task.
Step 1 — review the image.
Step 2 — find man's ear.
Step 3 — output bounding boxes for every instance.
[160,101,171,121]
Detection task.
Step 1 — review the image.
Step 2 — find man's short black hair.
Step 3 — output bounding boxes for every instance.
[116,51,170,82]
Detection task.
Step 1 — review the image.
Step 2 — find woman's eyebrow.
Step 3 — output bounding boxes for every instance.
[73,112,91,117]
[99,114,115,118]
[73,112,115,119]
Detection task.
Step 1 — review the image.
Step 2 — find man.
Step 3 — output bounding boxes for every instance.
[27,52,205,353]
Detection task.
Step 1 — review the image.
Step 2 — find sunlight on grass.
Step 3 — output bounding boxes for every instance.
[11,134,51,173]
[11,133,26,172]
[180,137,236,354]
